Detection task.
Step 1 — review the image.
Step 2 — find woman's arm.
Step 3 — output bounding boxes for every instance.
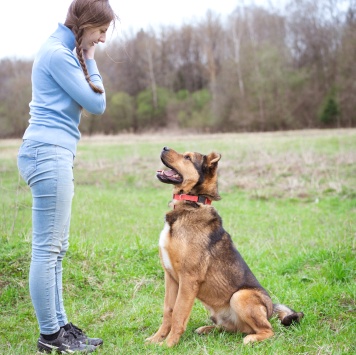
[49,47,106,114]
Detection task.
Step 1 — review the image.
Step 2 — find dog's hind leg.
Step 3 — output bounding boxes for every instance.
[229,289,274,345]
[145,271,178,344]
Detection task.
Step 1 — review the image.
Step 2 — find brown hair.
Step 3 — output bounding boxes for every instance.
[64,0,117,93]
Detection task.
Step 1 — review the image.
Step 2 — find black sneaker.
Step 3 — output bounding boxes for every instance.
[66,323,103,347]
[37,328,96,353]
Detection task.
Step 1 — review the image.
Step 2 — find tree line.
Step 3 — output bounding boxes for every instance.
[1,0,355,138]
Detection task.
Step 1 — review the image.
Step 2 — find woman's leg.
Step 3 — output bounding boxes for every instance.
[56,214,71,327]
[18,141,74,335]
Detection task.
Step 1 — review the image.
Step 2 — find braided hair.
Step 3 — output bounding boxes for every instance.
[64,0,117,93]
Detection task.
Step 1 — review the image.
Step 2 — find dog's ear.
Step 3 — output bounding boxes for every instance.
[204,152,221,200]
[207,152,221,168]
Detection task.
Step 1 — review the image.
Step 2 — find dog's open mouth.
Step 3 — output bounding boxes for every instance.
[156,168,183,184]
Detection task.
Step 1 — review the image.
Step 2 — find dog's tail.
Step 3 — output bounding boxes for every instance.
[273,304,304,326]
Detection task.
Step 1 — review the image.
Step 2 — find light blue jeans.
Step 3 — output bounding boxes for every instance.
[17,139,74,334]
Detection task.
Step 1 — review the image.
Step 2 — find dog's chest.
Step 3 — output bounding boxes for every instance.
[159,221,173,271]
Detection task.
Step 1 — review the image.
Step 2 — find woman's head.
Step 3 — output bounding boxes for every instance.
[64,0,118,93]
[81,23,110,51]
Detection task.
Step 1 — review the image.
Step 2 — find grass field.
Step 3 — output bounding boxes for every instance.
[0,129,355,354]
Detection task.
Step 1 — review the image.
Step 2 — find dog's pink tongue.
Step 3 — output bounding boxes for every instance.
[163,169,177,177]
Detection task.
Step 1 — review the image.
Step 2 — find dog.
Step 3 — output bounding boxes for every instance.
[146,147,304,347]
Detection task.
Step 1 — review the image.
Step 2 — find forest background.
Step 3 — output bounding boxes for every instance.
[0,0,355,137]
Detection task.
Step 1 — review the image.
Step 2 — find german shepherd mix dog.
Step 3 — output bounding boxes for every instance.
[146,147,304,347]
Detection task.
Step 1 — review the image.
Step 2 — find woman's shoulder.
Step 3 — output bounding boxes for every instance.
[36,37,74,60]
[50,45,76,62]
[38,41,79,69]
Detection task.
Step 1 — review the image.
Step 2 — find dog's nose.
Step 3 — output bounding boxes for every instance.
[163,147,170,151]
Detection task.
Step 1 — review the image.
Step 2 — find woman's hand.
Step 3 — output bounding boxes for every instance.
[83,45,96,60]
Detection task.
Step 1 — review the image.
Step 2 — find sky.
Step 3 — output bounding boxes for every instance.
[1,0,284,60]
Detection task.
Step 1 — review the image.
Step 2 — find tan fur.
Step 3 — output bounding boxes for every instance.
[146,147,303,347]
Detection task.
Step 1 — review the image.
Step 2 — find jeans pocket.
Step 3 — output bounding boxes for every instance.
[17,142,37,183]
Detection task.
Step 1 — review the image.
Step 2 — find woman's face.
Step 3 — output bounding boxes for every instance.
[82,23,110,50]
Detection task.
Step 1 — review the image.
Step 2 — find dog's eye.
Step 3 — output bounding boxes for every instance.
[184,155,191,161]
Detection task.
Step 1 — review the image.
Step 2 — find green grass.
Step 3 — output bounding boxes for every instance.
[0,129,355,354]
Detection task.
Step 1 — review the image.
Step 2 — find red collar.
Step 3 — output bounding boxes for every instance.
[173,194,212,205]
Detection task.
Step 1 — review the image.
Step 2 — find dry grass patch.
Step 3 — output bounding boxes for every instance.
[71,129,356,199]
[220,149,356,199]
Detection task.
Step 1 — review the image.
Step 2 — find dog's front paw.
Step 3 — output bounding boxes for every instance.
[165,333,182,347]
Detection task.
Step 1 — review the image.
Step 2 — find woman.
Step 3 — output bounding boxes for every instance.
[17,0,117,353]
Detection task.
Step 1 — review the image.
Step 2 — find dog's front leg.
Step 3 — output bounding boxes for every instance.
[165,278,199,347]
[145,271,178,344]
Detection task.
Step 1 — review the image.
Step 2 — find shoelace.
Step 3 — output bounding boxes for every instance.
[69,323,87,337]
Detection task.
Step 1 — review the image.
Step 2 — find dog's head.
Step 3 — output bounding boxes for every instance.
[156,147,221,201]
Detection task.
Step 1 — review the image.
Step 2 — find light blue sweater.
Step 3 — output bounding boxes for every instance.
[23,23,106,155]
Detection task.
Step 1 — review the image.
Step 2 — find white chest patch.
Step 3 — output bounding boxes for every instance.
[159,222,173,270]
